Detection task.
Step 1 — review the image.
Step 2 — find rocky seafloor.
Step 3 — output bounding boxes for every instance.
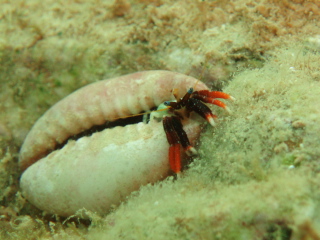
[1,0,320,239]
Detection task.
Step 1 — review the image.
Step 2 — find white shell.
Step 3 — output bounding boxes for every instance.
[19,70,208,216]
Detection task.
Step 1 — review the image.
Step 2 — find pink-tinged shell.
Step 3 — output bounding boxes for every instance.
[19,70,209,216]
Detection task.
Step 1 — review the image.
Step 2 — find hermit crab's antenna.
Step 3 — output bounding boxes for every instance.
[110,107,171,121]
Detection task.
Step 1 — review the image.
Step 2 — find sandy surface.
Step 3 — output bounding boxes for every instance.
[1,0,320,239]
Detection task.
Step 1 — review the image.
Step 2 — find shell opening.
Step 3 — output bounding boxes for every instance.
[56,111,153,151]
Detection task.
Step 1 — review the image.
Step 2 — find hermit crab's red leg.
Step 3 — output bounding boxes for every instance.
[163,116,197,173]
[191,94,229,111]
[192,90,235,112]
[185,98,217,126]
[170,116,197,156]
[194,90,234,100]
[163,116,182,173]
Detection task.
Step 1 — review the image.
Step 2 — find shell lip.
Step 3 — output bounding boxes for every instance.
[20,111,155,172]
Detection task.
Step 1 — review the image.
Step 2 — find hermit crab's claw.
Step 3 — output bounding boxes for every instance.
[163,116,197,174]
[186,98,217,127]
[192,90,235,113]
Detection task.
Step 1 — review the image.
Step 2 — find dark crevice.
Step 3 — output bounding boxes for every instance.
[55,108,157,151]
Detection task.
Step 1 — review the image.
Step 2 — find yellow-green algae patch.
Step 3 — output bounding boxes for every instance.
[199,45,320,185]
[91,173,316,240]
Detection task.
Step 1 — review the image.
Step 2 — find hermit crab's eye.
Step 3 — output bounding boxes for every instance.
[188,88,193,94]
[164,101,171,106]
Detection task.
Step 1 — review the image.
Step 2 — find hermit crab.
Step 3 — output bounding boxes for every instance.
[159,87,232,173]
[19,70,233,217]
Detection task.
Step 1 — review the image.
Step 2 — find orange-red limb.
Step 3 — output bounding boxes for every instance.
[208,98,226,108]
[205,112,217,127]
[169,144,181,173]
[192,94,227,109]
[163,116,182,173]
[185,145,197,156]
[196,90,232,100]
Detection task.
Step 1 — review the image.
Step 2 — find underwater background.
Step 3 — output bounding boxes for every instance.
[1,0,320,239]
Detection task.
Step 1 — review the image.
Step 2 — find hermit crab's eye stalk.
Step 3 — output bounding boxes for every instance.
[164,101,178,108]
